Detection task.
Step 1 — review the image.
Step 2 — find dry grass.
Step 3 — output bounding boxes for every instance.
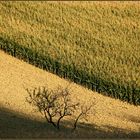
[0,50,140,138]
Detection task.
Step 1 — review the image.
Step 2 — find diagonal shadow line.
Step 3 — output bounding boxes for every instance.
[0,106,139,139]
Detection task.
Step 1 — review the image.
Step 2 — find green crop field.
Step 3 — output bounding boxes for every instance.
[0,1,140,105]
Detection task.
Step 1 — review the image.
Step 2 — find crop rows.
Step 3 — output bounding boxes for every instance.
[0,37,140,105]
[0,1,140,105]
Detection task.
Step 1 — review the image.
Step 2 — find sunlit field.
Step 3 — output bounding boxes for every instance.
[0,1,140,105]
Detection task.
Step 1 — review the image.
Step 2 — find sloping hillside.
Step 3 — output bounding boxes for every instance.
[0,1,140,105]
[0,50,139,138]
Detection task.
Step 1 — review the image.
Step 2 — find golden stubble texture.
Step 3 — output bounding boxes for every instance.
[0,50,140,138]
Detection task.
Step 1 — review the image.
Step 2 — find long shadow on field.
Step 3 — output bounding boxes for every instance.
[0,106,139,138]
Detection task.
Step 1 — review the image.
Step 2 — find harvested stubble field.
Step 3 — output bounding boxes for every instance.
[0,2,140,104]
[0,50,140,138]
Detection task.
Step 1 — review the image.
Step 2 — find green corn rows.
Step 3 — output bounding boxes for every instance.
[0,37,140,105]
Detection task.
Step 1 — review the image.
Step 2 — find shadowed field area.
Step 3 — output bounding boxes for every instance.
[0,106,139,138]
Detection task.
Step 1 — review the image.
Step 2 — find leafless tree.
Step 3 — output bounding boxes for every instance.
[26,85,93,131]
[72,104,93,132]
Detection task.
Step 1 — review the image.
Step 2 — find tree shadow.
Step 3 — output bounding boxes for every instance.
[72,122,140,139]
[0,106,139,138]
[123,113,140,124]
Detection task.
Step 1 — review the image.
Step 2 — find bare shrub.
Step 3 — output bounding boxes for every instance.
[26,85,94,131]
